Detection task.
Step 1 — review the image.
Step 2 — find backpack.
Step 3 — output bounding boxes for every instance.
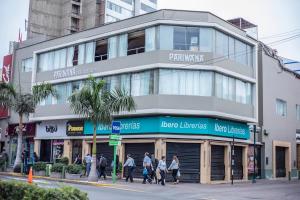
[100,157,107,167]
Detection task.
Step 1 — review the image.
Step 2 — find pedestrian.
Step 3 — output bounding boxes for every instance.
[142,152,152,184]
[98,154,107,180]
[157,156,167,186]
[168,155,180,184]
[22,150,29,174]
[151,153,159,184]
[74,154,82,165]
[84,153,92,177]
[123,154,135,182]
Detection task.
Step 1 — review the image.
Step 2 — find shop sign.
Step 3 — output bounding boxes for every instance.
[296,133,300,142]
[53,67,95,79]
[7,123,36,136]
[2,54,13,83]
[66,121,84,136]
[84,116,250,139]
[36,121,67,139]
[169,53,204,63]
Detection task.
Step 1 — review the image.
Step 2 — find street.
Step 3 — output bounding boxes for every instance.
[1,175,299,200]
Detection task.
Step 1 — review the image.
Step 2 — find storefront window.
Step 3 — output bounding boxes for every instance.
[52,140,64,160]
[72,140,82,163]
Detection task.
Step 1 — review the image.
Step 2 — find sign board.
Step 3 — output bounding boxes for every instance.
[109,134,122,140]
[109,140,121,146]
[296,133,300,143]
[2,54,13,83]
[169,53,204,63]
[84,116,250,139]
[66,121,84,136]
[112,121,121,134]
[36,120,67,139]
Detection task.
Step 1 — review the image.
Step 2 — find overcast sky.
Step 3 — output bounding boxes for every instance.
[0,0,299,67]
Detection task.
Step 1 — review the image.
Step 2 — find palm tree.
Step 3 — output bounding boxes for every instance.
[68,76,135,182]
[0,82,56,170]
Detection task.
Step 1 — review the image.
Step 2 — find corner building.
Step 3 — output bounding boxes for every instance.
[13,10,258,183]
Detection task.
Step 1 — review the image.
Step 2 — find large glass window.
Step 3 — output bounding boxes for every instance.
[127,31,145,55]
[95,39,108,61]
[21,58,33,72]
[85,42,95,64]
[216,31,229,58]
[276,99,287,117]
[131,71,154,96]
[118,34,128,57]
[159,25,173,50]
[173,27,199,51]
[215,74,235,101]
[296,104,300,120]
[108,36,117,59]
[145,27,156,52]
[235,39,247,65]
[200,28,214,52]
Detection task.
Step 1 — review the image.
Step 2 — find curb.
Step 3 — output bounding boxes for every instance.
[0,172,114,187]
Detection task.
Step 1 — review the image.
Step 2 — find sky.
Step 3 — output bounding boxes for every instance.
[0,0,299,68]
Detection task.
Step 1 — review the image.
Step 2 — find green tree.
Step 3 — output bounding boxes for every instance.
[0,82,56,170]
[68,76,135,182]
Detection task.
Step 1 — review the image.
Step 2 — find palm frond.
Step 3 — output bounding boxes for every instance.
[32,83,57,105]
[0,82,16,108]
[108,87,136,113]
[13,93,35,115]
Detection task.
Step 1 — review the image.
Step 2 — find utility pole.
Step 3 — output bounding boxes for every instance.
[252,125,257,183]
[231,133,235,185]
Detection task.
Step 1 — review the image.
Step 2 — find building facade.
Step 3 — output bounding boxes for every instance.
[10,9,259,183]
[27,0,157,39]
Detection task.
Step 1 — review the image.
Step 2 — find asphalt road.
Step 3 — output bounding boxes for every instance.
[1,175,300,200]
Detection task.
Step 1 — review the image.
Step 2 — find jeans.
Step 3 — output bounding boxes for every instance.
[143,166,152,183]
[99,166,106,179]
[126,166,134,182]
[172,169,178,182]
[86,163,91,176]
[160,170,166,185]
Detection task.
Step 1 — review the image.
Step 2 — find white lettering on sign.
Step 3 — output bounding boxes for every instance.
[296,133,300,141]
[161,121,207,130]
[97,122,140,131]
[53,67,95,79]
[215,123,246,135]
[169,53,204,63]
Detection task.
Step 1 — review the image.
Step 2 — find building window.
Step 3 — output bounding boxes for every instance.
[276,99,287,117]
[159,69,213,96]
[127,30,145,55]
[173,26,199,51]
[131,70,154,96]
[215,73,235,101]
[21,57,33,72]
[216,31,229,58]
[118,34,128,57]
[145,27,156,52]
[235,39,247,66]
[72,4,80,15]
[296,105,300,120]
[141,3,156,12]
[108,36,117,59]
[200,28,214,52]
[95,39,108,61]
[121,0,133,5]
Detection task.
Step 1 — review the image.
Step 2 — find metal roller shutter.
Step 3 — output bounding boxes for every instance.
[232,146,243,180]
[96,143,114,174]
[166,143,201,183]
[124,143,155,178]
[276,147,286,177]
[211,145,225,181]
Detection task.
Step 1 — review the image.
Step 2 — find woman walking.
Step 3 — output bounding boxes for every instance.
[168,155,179,184]
[157,156,167,186]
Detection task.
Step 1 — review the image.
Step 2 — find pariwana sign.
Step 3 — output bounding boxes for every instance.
[169,53,204,63]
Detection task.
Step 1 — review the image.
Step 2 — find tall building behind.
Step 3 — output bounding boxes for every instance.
[27,0,157,39]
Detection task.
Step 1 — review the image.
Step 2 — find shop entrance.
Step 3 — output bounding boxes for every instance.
[276,147,286,177]
[166,142,200,183]
[72,140,82,163]
[40,140,51,162]
[124,143,154,178]
[211,145,225,181]
[96,143,113,174]
[232,146,243,180]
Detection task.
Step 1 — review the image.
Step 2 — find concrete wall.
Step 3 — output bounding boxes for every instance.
[260,50,300,178]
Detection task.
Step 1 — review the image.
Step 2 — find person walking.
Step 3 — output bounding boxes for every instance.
[73,154,82,165]
[123,154,135,182]
[151,153,159,184]
[142,152,152,184]
[98,154,107,180]
[84,154,92,177]
[168,155,180,184]
[157,156,167,186]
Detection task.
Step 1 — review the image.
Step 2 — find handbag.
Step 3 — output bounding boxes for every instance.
[177,169,181,177]
[143,168,148,176]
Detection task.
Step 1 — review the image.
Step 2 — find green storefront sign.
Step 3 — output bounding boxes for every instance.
[84,116,250,139]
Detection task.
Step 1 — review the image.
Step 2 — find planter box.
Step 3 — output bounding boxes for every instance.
[50,172,63,179]
[65,173,81,180]
[34,170,46,176]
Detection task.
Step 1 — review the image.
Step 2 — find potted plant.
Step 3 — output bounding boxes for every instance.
[50,163,65,179]
[56,157,69,165]
[65,164,82,180]
[33,162,47,176]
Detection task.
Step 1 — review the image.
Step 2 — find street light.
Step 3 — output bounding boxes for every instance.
[249,124,261,184]
[231,133,235,185]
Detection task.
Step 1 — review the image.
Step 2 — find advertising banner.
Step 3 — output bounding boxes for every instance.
[66,121,84,136]
[84,116,250,139]
[36,120,67,139]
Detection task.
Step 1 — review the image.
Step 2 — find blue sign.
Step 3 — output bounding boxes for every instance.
[112,121,121,134]
[83,116,250,139]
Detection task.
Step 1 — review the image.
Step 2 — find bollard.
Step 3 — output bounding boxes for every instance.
[288,171,291,181]
[62,165,66,179]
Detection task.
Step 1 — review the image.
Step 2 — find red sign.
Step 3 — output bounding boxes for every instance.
[2,54,13,83]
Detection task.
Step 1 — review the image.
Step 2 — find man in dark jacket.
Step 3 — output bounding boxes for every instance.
[98,154,107,180]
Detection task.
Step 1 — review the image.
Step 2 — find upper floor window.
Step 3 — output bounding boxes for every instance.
[21,57,33,72]
[276,99,287,117]
[95,39,108,61]
[121,0,133,5]
[296,104,300,120]
[141,3,156,13]
[128,30,145,55]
